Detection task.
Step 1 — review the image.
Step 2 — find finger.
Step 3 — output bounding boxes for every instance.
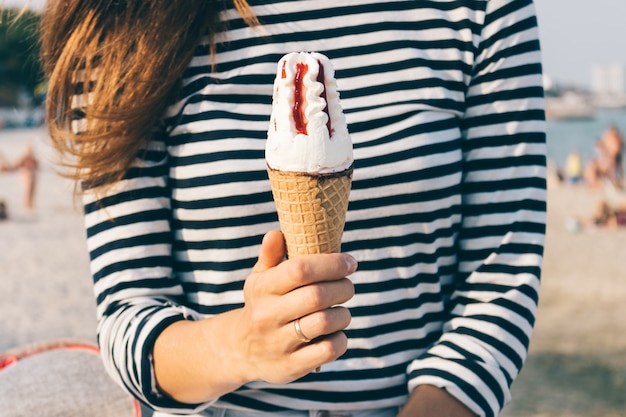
[269,253,357,295]
[268,276,354,325]
[292,306,352,345]
[251,230,286,274]
[289,278,355,319]
[290,331,349,372]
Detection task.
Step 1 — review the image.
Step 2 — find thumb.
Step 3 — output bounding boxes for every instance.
[252,230,286,273]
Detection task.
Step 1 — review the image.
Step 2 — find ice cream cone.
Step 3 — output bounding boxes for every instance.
[268,165,353,257]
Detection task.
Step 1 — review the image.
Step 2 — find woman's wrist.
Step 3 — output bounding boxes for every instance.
[153,310,250,404]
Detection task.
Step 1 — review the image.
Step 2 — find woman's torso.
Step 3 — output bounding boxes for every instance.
[160,0,479,410]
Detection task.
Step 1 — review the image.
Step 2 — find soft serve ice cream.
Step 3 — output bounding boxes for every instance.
[266,52,353,257]
[266,52,353,173]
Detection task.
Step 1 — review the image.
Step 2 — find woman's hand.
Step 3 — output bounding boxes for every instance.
[153,230,356,404]
[237,230,357,383]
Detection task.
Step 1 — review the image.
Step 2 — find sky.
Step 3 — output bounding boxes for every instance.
[535,0,626,88]
[4,0,625,89]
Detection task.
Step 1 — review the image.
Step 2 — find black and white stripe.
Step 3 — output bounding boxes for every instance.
[82,1,546,416]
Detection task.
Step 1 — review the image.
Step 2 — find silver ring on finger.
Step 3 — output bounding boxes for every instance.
[293,318,312,343]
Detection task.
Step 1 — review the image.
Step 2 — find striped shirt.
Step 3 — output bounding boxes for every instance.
[82,1,546,416]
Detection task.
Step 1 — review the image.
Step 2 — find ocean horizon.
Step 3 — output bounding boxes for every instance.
[2,106,626,178]
[547,107,626,171]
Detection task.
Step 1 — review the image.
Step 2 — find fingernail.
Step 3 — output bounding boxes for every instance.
[345,256,358,273]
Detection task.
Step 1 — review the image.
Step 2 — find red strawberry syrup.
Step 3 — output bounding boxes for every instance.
[293,62,308,135]
[281,58,332,137]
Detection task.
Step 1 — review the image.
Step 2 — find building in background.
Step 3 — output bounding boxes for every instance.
[591,63,626,108]
[543,74,596,121]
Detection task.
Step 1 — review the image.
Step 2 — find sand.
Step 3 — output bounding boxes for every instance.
[501,183,626,417]
[0,128,96,352]
[1,128,625,416]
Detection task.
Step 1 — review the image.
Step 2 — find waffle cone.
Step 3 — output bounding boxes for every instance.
[268,165,353,257]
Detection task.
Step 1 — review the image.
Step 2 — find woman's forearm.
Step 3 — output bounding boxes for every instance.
[153,310,250,404]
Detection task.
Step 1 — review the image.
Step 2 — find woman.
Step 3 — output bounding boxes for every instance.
[41,1,547,416]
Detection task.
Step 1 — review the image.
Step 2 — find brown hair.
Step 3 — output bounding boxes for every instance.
[40,0,258,191]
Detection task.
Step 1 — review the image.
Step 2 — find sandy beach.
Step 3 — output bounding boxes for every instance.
[502,182,626,417]
[1,127,625,416]
[0,128,96,352]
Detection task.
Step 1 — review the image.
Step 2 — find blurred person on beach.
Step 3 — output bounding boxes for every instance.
[546,159,564,189]
[575,181,626,230]
[586,197,626,229]
[600,124,624,187]
[0,200,7,220]
[1,153,11,220]
[0,152,10,172]
[584,126,625,190]
[40,1,547,417]
[565,149,583,185]
[572,125,626,231]
[584,138,608,190]
[14,143,39,212]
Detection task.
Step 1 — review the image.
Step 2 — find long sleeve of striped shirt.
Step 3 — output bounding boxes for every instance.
[83,136,207,412]
[406,1,545,416]
[80,1,546,416]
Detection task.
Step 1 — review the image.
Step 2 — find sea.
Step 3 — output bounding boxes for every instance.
[546,107,626,170]
[2,107,626,173]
